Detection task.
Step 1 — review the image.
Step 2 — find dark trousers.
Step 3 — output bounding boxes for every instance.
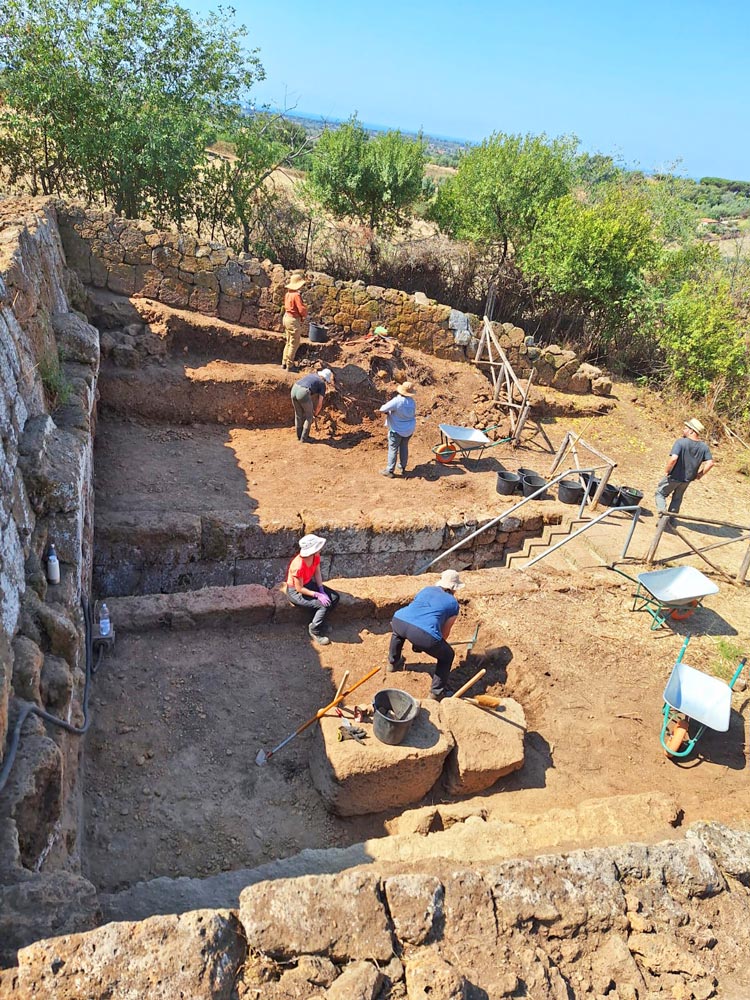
[287,583,340,634]
[389,617,455,697]
[291,385,315,441]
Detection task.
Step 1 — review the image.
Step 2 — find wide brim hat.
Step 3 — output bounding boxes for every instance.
[438,569,465,591]
[286,271,306,291]
[396,381,416,397]
[684,418,705,435]
[299,533,326,557]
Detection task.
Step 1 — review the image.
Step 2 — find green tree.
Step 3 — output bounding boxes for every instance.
[429,132,579,260]
[0,0,262,221]
[657,277,747,398]
[306,118,426,240]
[519,187,660,343]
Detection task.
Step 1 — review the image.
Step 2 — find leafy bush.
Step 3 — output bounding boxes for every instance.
[38,349,72,410]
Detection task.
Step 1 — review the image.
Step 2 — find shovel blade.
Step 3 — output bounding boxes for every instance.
[255,749,268,766]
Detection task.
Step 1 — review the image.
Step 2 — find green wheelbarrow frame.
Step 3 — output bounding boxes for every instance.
[609,566,719,632]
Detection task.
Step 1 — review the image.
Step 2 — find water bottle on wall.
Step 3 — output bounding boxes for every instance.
[46,543,60,585]
[99,602,111,637]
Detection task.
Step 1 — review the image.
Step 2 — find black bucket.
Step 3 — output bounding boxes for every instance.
[522,473,548,499]
[558,478,585,505]
[598,482,620,506]
[496,471,520,496]
[617,485,644,507]
[373,689,419,746]
[517,467,536,480]
[308,322,329,343]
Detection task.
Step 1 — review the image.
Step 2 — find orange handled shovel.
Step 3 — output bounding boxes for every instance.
[256,665,380,766]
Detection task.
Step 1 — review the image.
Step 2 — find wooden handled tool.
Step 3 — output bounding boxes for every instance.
[451,668,486,701]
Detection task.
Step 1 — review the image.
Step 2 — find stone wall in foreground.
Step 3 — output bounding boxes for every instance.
[4,822,748,998]
[57,204,611,394]
[0,197,100,964]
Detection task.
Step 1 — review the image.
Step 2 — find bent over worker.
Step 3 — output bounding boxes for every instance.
[388,569,464,700]
[285,534,340,645]
[290,368,333,443]
[655,417,714,516]
[282,271,307,372]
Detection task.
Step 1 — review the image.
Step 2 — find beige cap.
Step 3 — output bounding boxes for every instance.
[438,569,465,591]
[684,418,705,435]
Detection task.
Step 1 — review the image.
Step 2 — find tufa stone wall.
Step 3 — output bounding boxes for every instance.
[56,204,611,394]
[0,197,100,964]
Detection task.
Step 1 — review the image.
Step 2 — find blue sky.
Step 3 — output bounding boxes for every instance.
[186,0,750,179]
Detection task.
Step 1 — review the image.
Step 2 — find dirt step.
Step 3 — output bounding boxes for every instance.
[99,357,295,426]
[98,790,680,923]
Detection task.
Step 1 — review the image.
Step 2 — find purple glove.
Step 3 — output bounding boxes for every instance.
[316,591,332,607]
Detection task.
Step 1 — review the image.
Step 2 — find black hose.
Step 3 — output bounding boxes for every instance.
[0,596,104,793]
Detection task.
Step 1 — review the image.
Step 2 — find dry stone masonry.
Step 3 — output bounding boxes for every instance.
[57,203,611,393]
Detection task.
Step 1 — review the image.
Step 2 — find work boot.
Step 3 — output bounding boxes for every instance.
[309,625,330,645]
[387,656,405,673]
[288,364,299,373]
[379,469,394,478]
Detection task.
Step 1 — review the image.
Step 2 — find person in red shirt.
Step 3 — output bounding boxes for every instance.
[282,271,308,372]
[285,534,340,644]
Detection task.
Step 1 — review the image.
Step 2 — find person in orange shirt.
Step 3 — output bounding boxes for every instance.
[282,271,308,372]
[285,534,340,644]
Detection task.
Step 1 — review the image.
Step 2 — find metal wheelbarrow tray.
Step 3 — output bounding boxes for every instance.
[633,566,719,630]
[432,423,510,465]
[661,645,747,758]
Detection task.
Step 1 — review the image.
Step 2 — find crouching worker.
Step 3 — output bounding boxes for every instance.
[285,534,340,645]
[388,569,464,700]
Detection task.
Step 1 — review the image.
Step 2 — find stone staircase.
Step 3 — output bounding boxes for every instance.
[505,505,638,574]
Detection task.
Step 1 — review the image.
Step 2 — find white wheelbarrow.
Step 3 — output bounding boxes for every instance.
[661,637,747,758]
[633,566,719,631]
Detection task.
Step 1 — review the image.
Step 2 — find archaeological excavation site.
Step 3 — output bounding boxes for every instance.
[2,197,750,1000]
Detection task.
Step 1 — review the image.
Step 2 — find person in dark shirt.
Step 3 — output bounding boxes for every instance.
[290,368,333,442]
[388,569,464,700]
[655,418,714,515]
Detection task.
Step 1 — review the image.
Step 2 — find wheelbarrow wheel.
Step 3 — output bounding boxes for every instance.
[434,442,458,464]
[669,601,698,622]
[665,717,690,755]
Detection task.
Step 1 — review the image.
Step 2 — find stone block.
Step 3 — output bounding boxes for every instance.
[310,701,454,816]
[592,375,613,396]
[3,732,63,868]
[405,954,467,999]
[440,697,526,796]
[14,909,244,1000]
[40,654,74,716]
[106,262,136,295]
[51,311,100,366]
[200,512,296,561]
[384,874,444,946]
[11,635,44,704]
[325,960,383,999]
[189,286,219,314]
[217,294,243,323]
[240,871,393,962]
[159,275,191,309]
[368,513,445,553]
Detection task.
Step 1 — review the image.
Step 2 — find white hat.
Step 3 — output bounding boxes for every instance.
[319,368,333,383]
[438,569,465,591]
[684,417,705,435]
[299,534,326,557]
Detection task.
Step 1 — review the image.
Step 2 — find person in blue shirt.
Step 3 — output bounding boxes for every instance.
[379,381,417,478]
[388,569,464,699]
[654,417,714,516]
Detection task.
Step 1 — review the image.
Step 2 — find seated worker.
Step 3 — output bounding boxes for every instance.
[285,534,340,645]
[290,368,334,443]
[388,569,464,699]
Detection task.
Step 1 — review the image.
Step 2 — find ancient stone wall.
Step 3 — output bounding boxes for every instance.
[0,198,101,963]
[56,204,611,394]
[4,822,749,998]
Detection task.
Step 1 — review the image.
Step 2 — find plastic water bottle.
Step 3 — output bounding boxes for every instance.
[99,602,111,638]
[46,544,60,585]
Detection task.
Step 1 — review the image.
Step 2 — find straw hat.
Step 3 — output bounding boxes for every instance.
[396,381,416,398]
[299,534,326,557]
[684,418,705,435]
[438,569,465,591]
[286,271,306,291]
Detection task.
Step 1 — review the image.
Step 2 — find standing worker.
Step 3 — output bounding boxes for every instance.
[654,417,714,518]
[282,270,307,372]
[379,380,417,478]
[387,569,465,700]
[290,368,334,443]
[285,534,340,645]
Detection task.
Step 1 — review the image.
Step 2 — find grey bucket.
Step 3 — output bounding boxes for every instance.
[373,689,419,745]
[521,473,548,499]
[496,471,520,496]
[308,322,329,343]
